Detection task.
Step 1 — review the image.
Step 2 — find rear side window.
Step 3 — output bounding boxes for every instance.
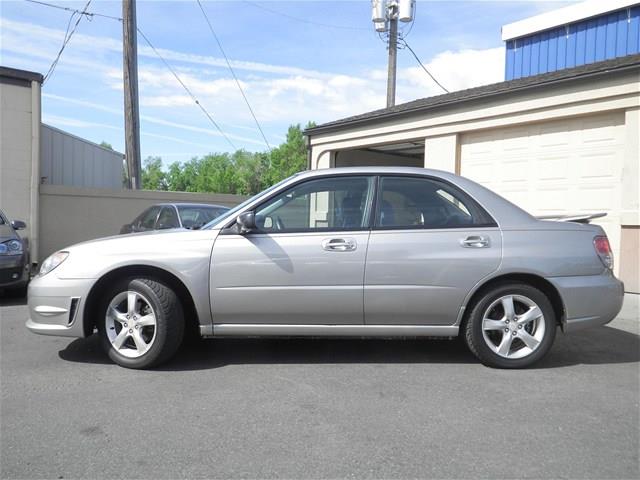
[375,176,494,229]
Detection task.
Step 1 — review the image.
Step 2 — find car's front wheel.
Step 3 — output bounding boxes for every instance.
[463,283,556,368]
[97,278,184,369]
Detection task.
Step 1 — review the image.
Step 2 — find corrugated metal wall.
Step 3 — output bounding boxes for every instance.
[505,5,640,80]
[40,124,123,189]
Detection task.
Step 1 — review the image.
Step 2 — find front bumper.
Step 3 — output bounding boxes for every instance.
[0,254,29,288]
[549,272,625,333]
[26,274,93,338]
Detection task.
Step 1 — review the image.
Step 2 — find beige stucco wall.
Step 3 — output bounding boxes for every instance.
[620,227,640,294]
[38,185,247,263]
[0,78,40,260]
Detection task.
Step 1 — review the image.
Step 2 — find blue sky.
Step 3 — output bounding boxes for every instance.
[1,0,574,163]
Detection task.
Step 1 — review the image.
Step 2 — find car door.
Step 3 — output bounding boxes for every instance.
[364,175,502,326]
[210,175,375,325]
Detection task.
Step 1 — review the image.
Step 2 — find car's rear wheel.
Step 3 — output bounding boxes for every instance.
[463,283,556,368]
[97,278,184,369]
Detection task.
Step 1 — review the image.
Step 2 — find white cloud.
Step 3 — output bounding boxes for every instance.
[400,47,505,96]
[42,114,121,130]
[7,17,505,152]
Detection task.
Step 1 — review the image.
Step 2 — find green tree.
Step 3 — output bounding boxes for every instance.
[151,122,315,194]
[264,122,315,185]
[141,156,168,190]
[99,141,114,150]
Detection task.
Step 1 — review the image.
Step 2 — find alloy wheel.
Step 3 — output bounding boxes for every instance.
[481,294,545,359]
[105,290,157,358]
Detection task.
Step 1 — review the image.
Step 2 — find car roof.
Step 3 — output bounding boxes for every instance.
[154,203,229,209]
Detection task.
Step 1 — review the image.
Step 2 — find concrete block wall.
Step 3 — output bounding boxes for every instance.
[38,185,247,263]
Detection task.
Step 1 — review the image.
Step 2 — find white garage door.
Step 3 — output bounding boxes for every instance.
[460,112,625,273]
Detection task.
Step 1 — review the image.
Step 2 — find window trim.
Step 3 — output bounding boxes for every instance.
[372,174,498,231]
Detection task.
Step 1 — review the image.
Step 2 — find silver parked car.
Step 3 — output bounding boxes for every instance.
[119,203,230,234]
[26,167,624,369]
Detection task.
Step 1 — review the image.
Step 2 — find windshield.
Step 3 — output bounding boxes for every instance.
[202,175,298,229]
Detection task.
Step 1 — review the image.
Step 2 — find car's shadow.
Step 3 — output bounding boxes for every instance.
[58,325,639,371]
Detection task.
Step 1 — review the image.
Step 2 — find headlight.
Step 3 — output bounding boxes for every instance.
[0,239,23,255]
[39,251,69,277]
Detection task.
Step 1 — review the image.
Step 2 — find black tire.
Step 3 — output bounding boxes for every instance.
[463,282,556,368]
[97,277,184,369]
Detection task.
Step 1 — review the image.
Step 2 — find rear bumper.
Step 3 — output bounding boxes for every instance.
[549,272,624,333]
[26,274,93,338]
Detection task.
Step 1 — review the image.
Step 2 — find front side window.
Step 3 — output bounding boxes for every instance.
[376,176,493,229]
[139,206,161,230]
[254,176,374,232]
[178,206,225,229]
[156,207,180,229]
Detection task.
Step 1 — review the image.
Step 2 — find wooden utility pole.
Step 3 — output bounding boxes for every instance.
[386,2,398,108]
[123,0,141,189]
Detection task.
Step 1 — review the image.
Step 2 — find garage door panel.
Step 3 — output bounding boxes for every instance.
[537,155,570,180]
[460,112,624,274]
[581,115,623,144]
[534,186,570,212]
[574,186,618,211]
[501,160,530,182]
[577,150,620,179]
[502,127,531,151]
[463,161,494,183]
[538,123,572,147]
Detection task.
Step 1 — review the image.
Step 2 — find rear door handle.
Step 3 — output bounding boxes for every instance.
[322,238,356,252]
[461,235,490,248]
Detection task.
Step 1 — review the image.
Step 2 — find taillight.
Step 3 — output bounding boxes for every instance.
[594,236,613,270]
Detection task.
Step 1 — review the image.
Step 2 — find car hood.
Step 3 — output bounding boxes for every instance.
[53,228,220,279]
[68,228,218,251]
[0,223,18,243]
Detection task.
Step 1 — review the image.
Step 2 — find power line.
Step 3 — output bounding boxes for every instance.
[23,0,122,21]
[243,0,369,31]
[136,27,238,151]
[399,38,450,94]
[43,0,93,83]
[25,0,238,151]
[196,0,271,150]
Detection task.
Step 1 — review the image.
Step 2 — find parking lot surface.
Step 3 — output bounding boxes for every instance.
[1,295,638,479]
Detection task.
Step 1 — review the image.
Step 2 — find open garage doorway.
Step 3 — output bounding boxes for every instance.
[334,141,424,168]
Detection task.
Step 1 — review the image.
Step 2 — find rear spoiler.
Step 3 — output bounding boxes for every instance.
[535,212,607,224]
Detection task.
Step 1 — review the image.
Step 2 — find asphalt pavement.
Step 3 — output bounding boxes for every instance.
[1,295,638,479]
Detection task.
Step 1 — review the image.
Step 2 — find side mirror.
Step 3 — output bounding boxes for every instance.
[11,220,26,230]
[236,211,256,234]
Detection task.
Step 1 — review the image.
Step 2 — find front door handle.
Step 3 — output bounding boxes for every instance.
[322,238,356,252]
[461,235,490,248]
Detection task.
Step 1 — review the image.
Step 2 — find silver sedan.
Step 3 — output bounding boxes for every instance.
[26,167,624,369]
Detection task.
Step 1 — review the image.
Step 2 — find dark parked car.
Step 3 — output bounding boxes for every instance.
[119,203,230,234]
[0,209,30,296]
